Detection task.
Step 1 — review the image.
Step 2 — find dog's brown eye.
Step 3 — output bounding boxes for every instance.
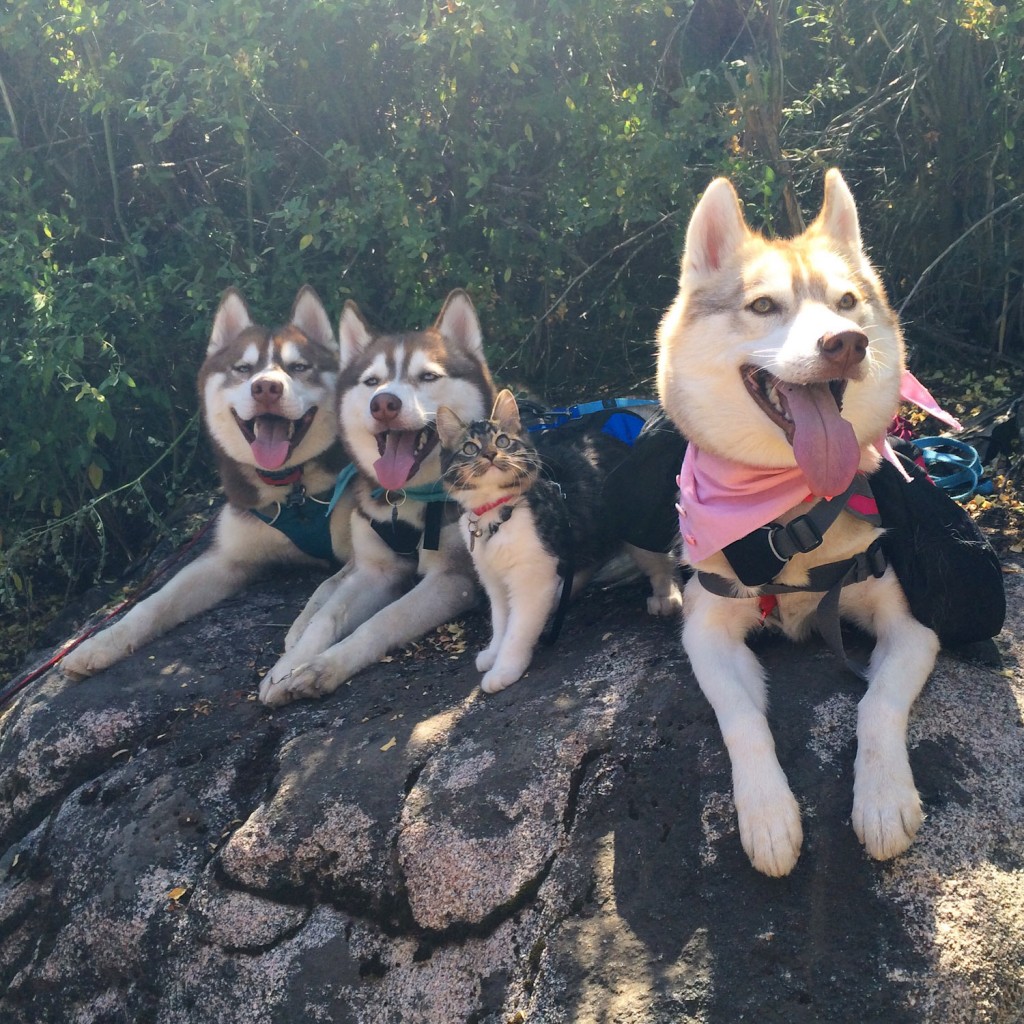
[837,291,857,311]
[748,296,778,315]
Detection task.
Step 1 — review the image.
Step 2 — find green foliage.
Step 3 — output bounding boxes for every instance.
[1,0,1023,629]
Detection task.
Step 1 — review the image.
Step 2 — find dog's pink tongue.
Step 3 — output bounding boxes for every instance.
[374,431,417,490]
[777,382,860,497]
[252,417,291,469]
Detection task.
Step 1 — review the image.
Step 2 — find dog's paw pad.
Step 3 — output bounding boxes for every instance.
[735,779,803,877]
[61,639,116,680]
[853,782,923,860]
[647,589,683,617]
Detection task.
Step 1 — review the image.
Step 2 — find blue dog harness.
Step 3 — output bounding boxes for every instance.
[251,466,339,564]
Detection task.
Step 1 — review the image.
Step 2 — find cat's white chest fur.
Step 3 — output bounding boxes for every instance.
[462,503,555,573]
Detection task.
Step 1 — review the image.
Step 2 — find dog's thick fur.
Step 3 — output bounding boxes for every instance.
[656,170,940,876]
[63,287,353,679]
[258,290,494,706]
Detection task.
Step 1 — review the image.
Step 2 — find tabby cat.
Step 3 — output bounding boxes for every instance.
[436,389,681,693]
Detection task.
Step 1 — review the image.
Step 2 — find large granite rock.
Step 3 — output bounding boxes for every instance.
[1,551,1022,1023]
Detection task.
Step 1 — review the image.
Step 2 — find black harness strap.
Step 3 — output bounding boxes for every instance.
[722,475,866,586]
[698,537,889,680]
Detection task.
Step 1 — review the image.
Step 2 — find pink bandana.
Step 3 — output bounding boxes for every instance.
[676,371,956,565]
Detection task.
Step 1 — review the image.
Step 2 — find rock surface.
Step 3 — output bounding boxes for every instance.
[1,548,1022,1023]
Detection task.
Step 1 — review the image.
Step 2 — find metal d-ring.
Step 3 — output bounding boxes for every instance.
[384,489,408,508]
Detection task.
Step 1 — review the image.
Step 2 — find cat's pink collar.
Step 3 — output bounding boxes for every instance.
[471,495,514,517]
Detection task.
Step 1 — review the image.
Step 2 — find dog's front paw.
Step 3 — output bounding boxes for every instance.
[259,659,336,707]
[61,634,121,680]
[734,770,803,877]
[647,586,683,617]
[852,758,923,860]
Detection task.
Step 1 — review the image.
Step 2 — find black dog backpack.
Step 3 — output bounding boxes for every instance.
[870,440,1005,647]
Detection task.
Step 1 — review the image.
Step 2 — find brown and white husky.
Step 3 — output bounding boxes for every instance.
[258,290,495,706]
[64,286,353,679]
[656,170,940,876]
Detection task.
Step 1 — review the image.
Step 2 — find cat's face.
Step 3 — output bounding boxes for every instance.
[437,390,540,500]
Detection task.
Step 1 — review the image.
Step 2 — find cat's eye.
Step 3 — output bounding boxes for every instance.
[461,440,481,456]
[747,296,778,315]
[837,291,857,311]
[494,433,511,449]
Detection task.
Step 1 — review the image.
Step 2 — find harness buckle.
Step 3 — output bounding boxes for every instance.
[867,541,888,578]
[286,484,308,508]
[768,514,823,560]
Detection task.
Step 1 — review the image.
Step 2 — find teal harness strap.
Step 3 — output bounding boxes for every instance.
[252,484,340,564]
[327,464,454,552]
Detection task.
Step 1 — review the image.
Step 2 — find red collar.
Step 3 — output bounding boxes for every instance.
[471,495,514,517]
[256,465,304,487]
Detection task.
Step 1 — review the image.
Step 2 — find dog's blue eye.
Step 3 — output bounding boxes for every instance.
[363,376,380,387]
[837,292,857,311]
[420,371,440,383]
[233,363,252,374]
[462,440,480,456]
[748,296,778,315]
[289,362,310,373]
[494,434,511,449]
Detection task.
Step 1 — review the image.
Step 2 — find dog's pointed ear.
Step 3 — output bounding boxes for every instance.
[682,178,749,277]
[338,300,375,370]
[208,288,253,355]
[812,169,863,253]
[491,389,521,435]
[290,285,337,351]
[435,405,467,450]
[435,289,484,358]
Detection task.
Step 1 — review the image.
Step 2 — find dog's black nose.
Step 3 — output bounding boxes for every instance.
[819,330,867,373]
[371,392,403,424]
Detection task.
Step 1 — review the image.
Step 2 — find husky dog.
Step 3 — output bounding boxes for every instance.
[258,290,494,706]
[656,170,940,876]
[63,286,352,679]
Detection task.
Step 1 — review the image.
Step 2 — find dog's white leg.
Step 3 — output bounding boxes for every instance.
[479,571,560,694]
[683,579,803,876]
[850,573,939,860]
[626,543,683,616]
[62,508,282,679]
[283,564,353,651]
[259,561,412,702]
[261,568,478,706]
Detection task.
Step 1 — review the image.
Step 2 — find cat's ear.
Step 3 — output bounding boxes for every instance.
[491,389,521,435]
[435,405,467,450]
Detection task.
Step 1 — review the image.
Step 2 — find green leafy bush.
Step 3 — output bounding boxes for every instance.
[1,0,1022,638]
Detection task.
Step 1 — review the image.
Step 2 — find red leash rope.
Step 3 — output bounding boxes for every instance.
[0,518,215,709]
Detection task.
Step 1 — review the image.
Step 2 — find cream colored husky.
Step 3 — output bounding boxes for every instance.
[656,170,939,876]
